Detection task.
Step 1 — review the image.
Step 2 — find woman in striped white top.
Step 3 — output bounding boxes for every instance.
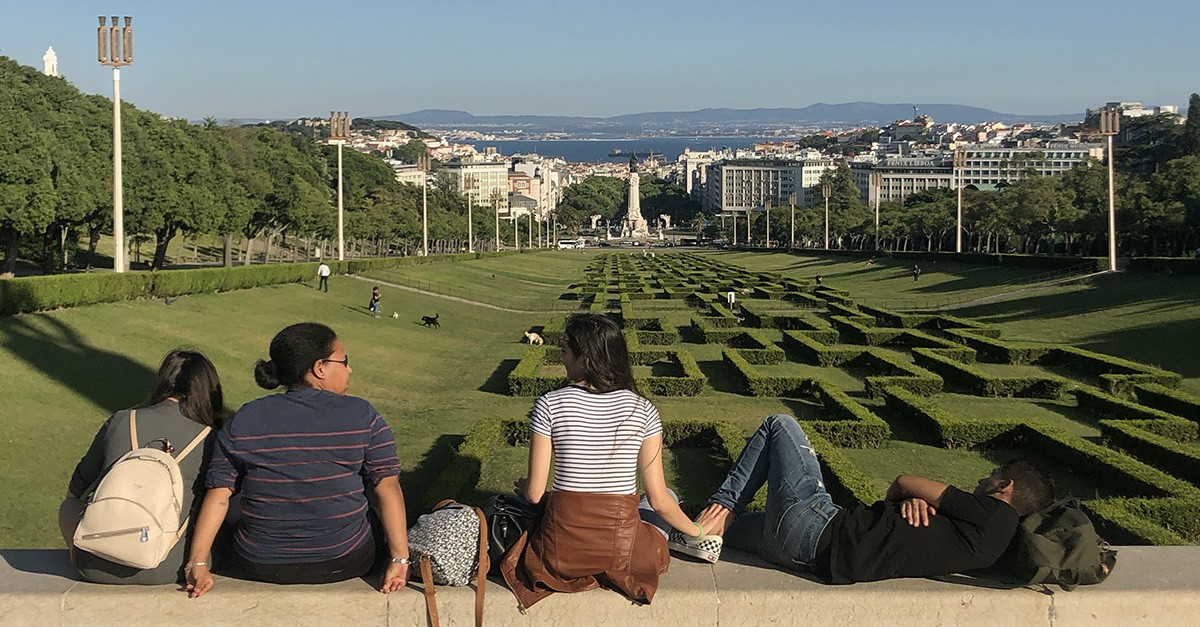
[502,314,713,607]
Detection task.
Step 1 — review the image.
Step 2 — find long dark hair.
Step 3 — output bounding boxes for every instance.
[147,349,225,427]
[562,314,636,393]
[254,322,338,390]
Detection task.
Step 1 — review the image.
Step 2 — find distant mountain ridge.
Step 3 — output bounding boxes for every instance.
[374,102,1081,130]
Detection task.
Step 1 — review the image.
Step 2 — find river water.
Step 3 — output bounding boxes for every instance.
[462,137,780,163]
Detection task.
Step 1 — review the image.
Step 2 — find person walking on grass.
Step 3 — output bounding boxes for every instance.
[912,264,922,282]
[368,287,381,318]
[501,313,705,611]
[686,414,1055,584]
[317,261,331,292]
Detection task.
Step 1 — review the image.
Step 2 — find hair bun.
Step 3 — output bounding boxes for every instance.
[254,359,281,390]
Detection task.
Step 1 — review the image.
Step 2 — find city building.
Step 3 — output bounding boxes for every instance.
[703,158,836,213]
[441,157,509,208]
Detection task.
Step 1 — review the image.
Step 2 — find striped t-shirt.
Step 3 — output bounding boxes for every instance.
[207,387,401,564]
[530,385,662,494]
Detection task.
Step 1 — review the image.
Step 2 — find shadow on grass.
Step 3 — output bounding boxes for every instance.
[399,434,469,517]
[696,360,742,394]
[480,360,520,395]
[0,315,155,413]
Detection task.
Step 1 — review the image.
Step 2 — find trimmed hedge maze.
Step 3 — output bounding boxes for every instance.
[473,253,1200,543]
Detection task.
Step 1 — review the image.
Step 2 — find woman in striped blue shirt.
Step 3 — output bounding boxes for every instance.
[501,314,717,609]
[185,322,410,597]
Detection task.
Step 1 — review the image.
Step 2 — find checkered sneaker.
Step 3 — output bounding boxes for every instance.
[667,530,723,564]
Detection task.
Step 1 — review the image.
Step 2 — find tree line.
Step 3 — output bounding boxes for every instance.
[0,57,491,276]
[734,97,1200,256]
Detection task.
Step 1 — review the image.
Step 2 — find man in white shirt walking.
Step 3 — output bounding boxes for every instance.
[317,261,331,292]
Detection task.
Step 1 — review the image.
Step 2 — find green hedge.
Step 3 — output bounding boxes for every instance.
[1101,420,1200,487]
[542,315,566,344]
[943,329,1052,364]
[782,331,862,367]
[506,346,568,396]
[723,349,812,398]
[831,315,904,346]
[636,349,706,397]
[1074,388,1198,440]
[1081,498,1194,545]
[911,347,1064,399]
[808,430,883,506]
[857,304,934,329]
[730,328,785,364]
[855,350,944,398]
[740,303,831,331]
[924,315,1002,338]
[1125,257,1200,276]
[691,316,744,344]
[805,380,891,448]
[1134,384,1200,423]
[883,387,1025,449]
[1041,346,1182,395]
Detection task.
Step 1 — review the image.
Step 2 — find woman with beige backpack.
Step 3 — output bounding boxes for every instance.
[60,349,226,585]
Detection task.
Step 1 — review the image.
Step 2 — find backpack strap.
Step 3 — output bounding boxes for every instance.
[174,427,212,463]
[129,409,139,450]
[471,506,489,627]
[420,555,440,627]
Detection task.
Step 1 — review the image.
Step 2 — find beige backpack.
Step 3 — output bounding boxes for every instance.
[73,409,210,569]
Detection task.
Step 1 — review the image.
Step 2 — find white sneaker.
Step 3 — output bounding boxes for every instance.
[668,531,723,563]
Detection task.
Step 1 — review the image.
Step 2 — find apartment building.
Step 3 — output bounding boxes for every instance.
[703,158,836,213]
[441,158,509,208]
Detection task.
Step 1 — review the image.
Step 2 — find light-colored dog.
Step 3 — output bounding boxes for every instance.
[524,331,545,345]
[391,311,400,319]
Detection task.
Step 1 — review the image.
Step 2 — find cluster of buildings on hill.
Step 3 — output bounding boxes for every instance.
[318,100,1180,230]
[673,102,1179,215]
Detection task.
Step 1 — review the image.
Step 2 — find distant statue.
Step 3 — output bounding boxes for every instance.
[43,46,58,77]
[628,153,638,171]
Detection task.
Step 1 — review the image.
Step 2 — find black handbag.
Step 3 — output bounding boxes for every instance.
[483,494,541,572]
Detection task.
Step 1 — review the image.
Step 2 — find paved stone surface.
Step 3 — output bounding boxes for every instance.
[3,547,1197,626]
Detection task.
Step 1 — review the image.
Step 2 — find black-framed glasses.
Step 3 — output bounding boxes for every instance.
[321,355,350,367]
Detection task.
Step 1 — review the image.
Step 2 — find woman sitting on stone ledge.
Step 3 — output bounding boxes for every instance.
[60,349,225,585]
[500,313,709,611]
[183,322,410,597]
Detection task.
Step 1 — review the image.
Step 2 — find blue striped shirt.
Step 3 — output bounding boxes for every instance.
[207,387,401,564]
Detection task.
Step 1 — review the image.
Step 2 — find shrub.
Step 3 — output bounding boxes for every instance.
[507,347,567,396]
[781,331,862,367]
[883,387,1024,449]
[1134,384,1200,423]
[730,329,785,364]
[912,348,1064,399]
[636,349,705,397]
[691,316,744,344]
[855,350,944,398]
[831,316,903,346]
[1040,346,1182,394]
[1074,388,1195,430]
[809,429,883,506]
[1101,420,1200,487]
[942,329,1051,364]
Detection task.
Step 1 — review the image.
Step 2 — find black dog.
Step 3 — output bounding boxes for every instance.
[420,313,440,328]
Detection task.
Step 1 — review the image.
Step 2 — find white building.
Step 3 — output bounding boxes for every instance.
[442,158,509,208]
[703,158,837,213]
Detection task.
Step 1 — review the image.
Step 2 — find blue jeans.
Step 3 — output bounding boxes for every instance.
[710,415,840,569]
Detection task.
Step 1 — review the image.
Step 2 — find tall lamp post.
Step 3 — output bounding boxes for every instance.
[764,203,771,248]
[1098,107,1121,272]
[730,213,737,246]
[492,191,501,251]
[870,172,882,251]
[418,151,430,256]
[788,193,797,249]
[98,16,133,272]
[329,111,349,261]
[953,149,967,253]
[822,182,832,250]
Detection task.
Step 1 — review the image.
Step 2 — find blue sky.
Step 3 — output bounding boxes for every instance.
[3,1,1195,121]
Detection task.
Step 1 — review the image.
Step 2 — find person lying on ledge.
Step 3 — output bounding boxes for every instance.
[672,414,1055,583]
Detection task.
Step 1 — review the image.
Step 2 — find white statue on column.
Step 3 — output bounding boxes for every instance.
[621,155,650,238]
[43,46,58,77]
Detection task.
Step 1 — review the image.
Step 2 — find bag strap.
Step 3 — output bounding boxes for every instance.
[420,555,440,627]
[471,506,489,627]
[174,427,212,463]
[129,409,139,450]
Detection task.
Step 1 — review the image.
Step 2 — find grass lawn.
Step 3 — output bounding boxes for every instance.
[4,250,1198,547]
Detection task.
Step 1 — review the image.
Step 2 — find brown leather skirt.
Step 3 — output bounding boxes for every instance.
[500,490,669,610]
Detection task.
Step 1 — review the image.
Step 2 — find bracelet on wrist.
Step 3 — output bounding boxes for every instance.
[691,522,704,540]
[390,557,410,565]
[184,561,209,573]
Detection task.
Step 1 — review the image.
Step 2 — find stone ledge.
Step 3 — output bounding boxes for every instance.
[2,547,1197,626]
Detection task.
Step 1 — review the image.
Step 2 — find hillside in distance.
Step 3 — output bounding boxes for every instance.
[374,102,1081,135]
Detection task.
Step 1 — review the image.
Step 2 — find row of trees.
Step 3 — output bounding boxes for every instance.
[0,57,496,276]
[729,98,1200,257]
[555,175,702,234]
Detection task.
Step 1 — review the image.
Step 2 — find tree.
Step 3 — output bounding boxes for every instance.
[1186,93,1200,156]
